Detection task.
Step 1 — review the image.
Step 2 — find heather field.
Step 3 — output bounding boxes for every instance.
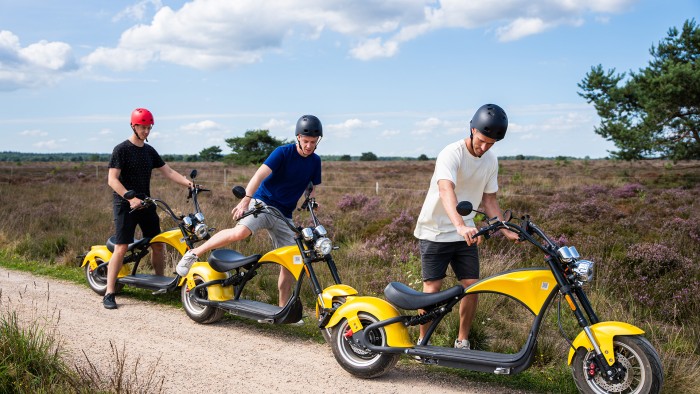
[1,159,699,392]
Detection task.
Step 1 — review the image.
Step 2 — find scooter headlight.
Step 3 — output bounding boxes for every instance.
[572,259,594,284]
[314,237,333,256]
[194,223,208,239]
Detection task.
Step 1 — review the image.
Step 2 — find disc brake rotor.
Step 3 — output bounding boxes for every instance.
[590,352,634,392]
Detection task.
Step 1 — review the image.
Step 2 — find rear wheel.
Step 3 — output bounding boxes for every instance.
[181,274,224,324]
[84,258,123,295]
[330,312,399,379]
[571,335,663,394]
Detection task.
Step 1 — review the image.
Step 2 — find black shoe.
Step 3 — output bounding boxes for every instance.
[103,293,117,309]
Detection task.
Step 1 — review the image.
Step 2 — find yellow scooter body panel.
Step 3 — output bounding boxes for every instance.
[150,229,187,254]
[567,322,645,366]
[178,261,232,301]
[466,268,556,316]
[259,245,304,279]
[316,284,359,319]
[326,296,413,348]
[81,245,130,277]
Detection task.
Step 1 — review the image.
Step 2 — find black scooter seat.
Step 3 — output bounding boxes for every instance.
[384,282,464,310]
[208,249,261,272]
[106,236,151,253]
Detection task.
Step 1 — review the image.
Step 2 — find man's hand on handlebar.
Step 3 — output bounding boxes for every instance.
[457,225,482,246]
[128,197,145,210]
[231,197,251,220]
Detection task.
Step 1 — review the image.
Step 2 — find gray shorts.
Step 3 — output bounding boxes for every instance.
[238,200,296,249]
[420,239,479,281]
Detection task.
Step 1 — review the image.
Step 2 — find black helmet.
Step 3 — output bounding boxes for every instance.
[295,115,323,137]
[470,104,508,141]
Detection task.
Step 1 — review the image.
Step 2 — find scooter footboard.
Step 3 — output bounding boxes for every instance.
[567,321,645,366]
[178,262,232,301]
[326,296,413,348]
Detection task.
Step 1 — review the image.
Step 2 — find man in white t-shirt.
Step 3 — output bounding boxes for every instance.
[414,103,519,350]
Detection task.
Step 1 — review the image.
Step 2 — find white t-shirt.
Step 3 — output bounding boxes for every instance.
[414,139,499,242]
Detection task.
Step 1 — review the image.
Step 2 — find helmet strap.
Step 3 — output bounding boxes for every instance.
[132,125,148,142]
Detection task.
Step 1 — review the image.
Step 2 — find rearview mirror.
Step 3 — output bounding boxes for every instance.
[232,186,247,199]
[124,190,136,200]
[456,201,473,216]
[189,169,198,179]
[305,181,314,198]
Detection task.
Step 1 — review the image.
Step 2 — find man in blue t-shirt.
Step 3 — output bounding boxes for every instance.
[176,114,323,307]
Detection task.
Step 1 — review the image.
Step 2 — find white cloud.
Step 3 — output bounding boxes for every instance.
[380,129,401,138]
[179,120,226,135]
[327,118,382,138]
[262,118,290,131]
[113,0,163,22]
[496,18,550,42]
[20,129,49,137]
[0,30,77,91]
[81,0,638,69]
[34,139,67,150]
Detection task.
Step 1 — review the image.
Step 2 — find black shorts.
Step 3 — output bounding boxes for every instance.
[420,239,479,281]
[112,201,161,244]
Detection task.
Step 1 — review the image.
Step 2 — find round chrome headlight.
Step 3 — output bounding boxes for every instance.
[314,237,333,256]
[572,259,594,284]
[194,223,208,239]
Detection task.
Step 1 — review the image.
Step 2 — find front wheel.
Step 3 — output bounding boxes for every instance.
[181,274,224,324]
[84,258,123,295]
[571,335,663,394]
[330,312,399,379]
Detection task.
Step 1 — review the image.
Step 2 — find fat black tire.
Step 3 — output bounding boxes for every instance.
[571,335,663,394]
[330,312,399,379]
[181,274,224,324]
[84,258,123,295]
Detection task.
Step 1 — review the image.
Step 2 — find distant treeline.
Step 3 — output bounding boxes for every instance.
[0,151,591,162]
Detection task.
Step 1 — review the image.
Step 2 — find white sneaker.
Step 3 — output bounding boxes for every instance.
[454,339,470,349]
[176,250,198,276]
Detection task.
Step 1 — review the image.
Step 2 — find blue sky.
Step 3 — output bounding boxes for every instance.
[1,0,697,159]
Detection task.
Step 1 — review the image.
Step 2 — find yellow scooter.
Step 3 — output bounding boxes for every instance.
[81,170,213,296]
[180,184,358,332]
[327,201,663,393]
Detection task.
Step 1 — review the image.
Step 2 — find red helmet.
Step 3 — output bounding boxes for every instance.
[131,108,154,126]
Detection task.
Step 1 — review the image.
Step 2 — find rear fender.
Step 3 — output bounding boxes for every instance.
[326,296,412,348]
[567,322,645,366]
[81,246,111,269]
[178,262,232,301]
[81,246,130,277]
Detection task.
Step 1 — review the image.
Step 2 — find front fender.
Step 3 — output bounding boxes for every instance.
[326,296,412,348]
[567,322,645,366]
[150,229,187,254]
[178,262,232,301]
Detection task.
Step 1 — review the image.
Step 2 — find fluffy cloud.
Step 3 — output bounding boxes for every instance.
[82,0,636,69]
[0,30,78,90]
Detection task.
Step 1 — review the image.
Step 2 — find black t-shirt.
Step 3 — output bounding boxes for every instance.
[109,140,165,203]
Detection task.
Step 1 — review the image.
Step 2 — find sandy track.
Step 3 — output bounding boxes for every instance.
[1,267,531,393]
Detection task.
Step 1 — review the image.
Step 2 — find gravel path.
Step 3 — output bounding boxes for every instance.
[1,267,533,393]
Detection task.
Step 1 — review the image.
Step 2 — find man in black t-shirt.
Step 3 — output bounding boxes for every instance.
[103,108,192,309]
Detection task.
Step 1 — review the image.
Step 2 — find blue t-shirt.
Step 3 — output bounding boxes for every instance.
[254,143,322,218]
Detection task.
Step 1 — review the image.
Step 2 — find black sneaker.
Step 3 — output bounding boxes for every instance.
[103,293,117,309]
